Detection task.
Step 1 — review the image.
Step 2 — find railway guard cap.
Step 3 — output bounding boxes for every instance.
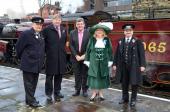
[90,22,113,35]
[31,17,44,24]
[122,24,135,30]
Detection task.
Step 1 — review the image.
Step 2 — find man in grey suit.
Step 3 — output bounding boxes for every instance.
[70,18,90,97]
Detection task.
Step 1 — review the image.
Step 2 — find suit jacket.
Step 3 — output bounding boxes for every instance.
[113,37,146,85]
[69,29,90,62]
[16,28,45,73]
[43,24,67,74]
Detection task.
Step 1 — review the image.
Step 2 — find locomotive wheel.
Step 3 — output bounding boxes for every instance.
[140,75,158,89]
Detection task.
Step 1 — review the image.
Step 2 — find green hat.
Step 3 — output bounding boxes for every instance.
[90,22,113,35]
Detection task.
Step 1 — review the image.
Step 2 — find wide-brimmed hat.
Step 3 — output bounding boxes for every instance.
[90,22,113,35]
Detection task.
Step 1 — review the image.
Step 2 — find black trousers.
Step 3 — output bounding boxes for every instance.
[122,63,138,101]
[23,71,39,103]
[72,61,88,92]
[45,74,62,96]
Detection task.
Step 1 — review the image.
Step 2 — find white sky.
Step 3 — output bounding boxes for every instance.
[0,0,39,18]
[0,0,84,18]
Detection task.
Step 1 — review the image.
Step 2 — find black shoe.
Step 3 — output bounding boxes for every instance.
[54,97,61,102]
[130,100,136,107]
[28,101,41,108]
[98,97,105,101]
[46,95,52,101]
[26,100,39,105]
[119,99,129,104]
[72,91,80,96]
[82,91,88,97]
[90,97,95,102]
[55,92,64,98]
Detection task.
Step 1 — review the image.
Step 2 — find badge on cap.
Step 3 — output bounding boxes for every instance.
[31,17,44,24]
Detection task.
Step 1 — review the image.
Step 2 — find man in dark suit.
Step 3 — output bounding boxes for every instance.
[70,18,90,97]
[16,17,45,108]
[113,24,146,107]
[43,14,67,102]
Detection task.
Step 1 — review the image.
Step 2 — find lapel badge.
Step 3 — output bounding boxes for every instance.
[119,40,122,45]
[132,39,136,43]
[35,35,39,39]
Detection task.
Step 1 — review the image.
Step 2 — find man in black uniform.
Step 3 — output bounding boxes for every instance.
[16,17,45,108]
[113,24,146,107]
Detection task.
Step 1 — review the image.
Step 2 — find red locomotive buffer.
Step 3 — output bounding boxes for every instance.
[110,19,170,88]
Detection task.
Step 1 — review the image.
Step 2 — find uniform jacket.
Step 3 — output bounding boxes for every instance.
[16,28,45,73]
[43,24,67,74]
[69,29,90,62]
[85,37,113,78]
[113,37,146,85]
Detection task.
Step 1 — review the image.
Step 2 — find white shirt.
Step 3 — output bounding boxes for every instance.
[125,37,132,43]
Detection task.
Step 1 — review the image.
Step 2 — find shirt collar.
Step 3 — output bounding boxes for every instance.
[125,37,132,41]
[78,29,84,33]
[54,25,60,29]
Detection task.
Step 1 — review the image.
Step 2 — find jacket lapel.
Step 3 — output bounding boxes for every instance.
[49,24,56,31]
[75,30,79,50]
[49,24,62,39]
[30,28,39,41]
[119,38,124,54]
[129,37,136,50]
[80,30,87,51]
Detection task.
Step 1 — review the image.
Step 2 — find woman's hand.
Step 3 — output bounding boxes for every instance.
[84,61,90,67]
[108,61,113,67]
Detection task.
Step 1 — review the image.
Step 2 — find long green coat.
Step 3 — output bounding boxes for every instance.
[85,37,113,89]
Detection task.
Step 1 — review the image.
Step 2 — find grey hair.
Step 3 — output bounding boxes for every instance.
[51,14,62,20]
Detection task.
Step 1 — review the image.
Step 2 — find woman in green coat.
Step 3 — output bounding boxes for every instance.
[84,22,113,101]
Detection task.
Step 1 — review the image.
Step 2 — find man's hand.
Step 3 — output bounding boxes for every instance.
[76,55,81,61]
[80,54,85,60]
[140,67,145,72]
